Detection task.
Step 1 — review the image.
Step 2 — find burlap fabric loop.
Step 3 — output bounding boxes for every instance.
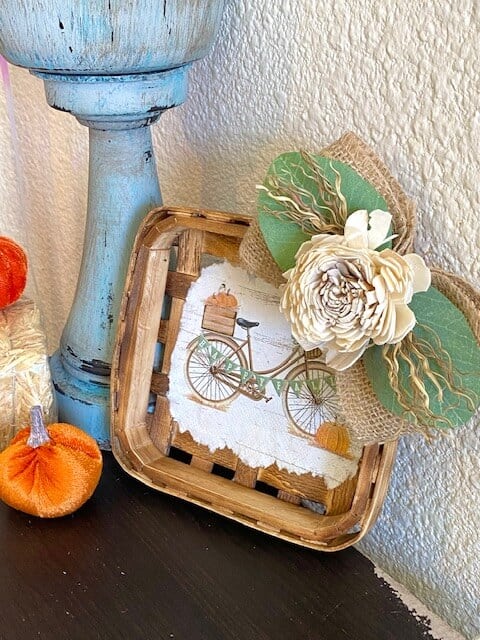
[337,269,480,443]
[239,131,416,287]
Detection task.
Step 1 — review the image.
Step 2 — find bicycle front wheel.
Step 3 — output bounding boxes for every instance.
[185,334,247,404]
[282,361,340,437]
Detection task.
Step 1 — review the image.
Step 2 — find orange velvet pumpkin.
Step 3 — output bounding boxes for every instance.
[0,236,28,308]
[0,406,102,518]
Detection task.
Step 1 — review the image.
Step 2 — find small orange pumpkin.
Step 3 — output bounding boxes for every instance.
[0,406,102,518]
[0,236,28,308]
[205,284,238,309]
[314,421,353,459]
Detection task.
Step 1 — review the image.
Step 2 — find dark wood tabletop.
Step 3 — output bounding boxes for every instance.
[0,453,435,640]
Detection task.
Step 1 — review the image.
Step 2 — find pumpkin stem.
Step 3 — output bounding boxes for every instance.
[27,406,51,448]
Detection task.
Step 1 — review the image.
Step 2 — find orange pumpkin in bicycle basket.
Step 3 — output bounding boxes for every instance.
[204,284,239,308]
[202,285,239,336]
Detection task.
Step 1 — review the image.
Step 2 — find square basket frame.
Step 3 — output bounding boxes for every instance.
[111,206,397,552]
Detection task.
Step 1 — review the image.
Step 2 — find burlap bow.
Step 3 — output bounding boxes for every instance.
[239,132,479,444]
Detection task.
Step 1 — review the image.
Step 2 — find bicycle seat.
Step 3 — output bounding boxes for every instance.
[236,317,260,330]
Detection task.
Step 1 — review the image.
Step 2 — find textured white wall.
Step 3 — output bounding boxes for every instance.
[0,1,478,637]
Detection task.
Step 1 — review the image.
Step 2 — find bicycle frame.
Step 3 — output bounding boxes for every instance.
[187,330,336,432]
[218,327,306,378]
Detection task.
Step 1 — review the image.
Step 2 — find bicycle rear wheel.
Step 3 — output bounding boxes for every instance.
[282,361,339,436]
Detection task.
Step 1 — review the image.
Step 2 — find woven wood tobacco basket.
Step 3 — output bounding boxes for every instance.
[111,206,397,552]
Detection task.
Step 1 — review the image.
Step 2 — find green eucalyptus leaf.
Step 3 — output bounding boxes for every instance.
[257,153,388,272]
[363,286,480,429]
[256,217,310,275]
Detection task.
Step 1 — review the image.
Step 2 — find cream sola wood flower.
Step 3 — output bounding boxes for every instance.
[280,210,431,370]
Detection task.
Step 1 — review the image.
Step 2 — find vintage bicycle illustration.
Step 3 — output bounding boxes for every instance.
[185,285,340,438]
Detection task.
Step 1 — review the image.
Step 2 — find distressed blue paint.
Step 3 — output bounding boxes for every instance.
[50,353,111,448]
[59,120,163,382]
[0,1,226,75]
[36,67,189,125]
[0,1,226,445]
[46,86,165,445]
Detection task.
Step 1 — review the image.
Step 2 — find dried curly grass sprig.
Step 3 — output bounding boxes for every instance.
[381,325,478,436]
[257,153,348,235]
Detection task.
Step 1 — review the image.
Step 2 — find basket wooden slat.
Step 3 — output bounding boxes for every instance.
[201,305,237,336]
[111,206,397,552]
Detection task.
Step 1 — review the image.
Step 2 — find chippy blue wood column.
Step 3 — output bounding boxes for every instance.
[45,70,184,446]
[0,1,226,446]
